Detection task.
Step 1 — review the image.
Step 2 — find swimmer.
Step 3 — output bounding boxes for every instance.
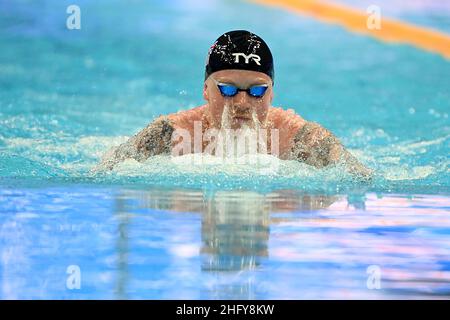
[95,30,373,179]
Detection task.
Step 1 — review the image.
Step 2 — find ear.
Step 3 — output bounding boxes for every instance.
[203,82,209,101]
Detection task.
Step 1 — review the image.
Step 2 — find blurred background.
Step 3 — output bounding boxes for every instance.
[0,0,449,299]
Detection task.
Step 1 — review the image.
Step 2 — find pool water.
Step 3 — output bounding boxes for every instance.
[0,0,449,299]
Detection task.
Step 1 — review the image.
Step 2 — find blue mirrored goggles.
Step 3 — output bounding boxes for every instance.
[214,81,269,98]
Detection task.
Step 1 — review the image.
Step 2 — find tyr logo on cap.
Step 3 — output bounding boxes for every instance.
[205,30,274,81]
[231,53,261,65]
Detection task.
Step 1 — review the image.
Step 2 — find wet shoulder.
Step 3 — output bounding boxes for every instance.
[168,105,207,129]
[267,106,306,132]
[266,107,307,158]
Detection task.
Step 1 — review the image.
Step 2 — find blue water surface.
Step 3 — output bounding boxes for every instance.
[0,0,449,299]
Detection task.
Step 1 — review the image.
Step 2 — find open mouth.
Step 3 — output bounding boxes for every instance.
[234,116,250,120]
[232,115,252,123]
[231,117,252,126]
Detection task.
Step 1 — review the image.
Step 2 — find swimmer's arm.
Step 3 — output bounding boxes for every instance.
[290,122,373,179]
[92,116,174,171]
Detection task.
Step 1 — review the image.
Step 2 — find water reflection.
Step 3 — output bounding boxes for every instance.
[200,191,339,272]
[113,189,340,297]
[1,188,449,299]
[114,197,130,299]
[200,192,271,272]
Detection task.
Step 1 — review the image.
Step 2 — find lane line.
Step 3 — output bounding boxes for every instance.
[249,0,450,59]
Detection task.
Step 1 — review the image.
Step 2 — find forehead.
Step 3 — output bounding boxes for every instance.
[211,69,271,85]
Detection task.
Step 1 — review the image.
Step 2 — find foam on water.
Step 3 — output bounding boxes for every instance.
[2,96,446,192]
[0,0,447,194]
[1,130,448,193]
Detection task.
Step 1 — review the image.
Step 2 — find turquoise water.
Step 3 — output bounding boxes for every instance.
[0,0,449,299]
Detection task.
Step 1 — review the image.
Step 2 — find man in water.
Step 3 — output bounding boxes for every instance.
[96,30,372,178]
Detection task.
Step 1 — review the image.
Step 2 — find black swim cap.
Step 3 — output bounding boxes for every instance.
[205,30,274,83]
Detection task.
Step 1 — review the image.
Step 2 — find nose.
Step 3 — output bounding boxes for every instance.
[232,91,252,112]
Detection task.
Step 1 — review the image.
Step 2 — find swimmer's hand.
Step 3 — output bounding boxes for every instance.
[290,122,373,181]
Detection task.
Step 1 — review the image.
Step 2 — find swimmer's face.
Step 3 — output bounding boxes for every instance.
[203,70,273,129]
